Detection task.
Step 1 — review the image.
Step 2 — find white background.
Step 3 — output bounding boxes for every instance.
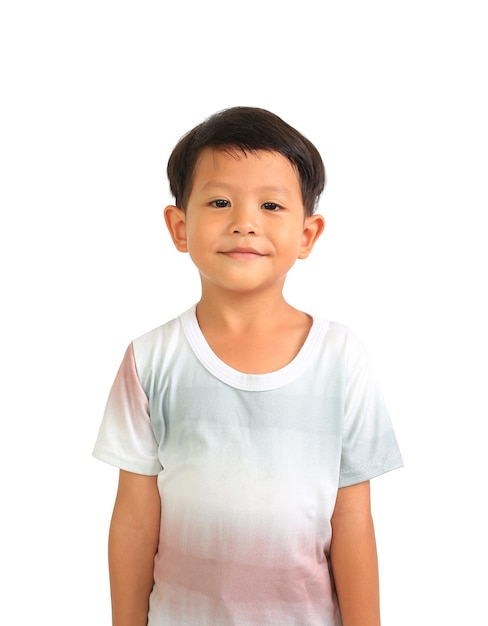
[1,1,487,624]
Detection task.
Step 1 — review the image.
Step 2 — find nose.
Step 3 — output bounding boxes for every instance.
[229,203,259,235]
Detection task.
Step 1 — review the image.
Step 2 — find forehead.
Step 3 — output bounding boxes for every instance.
[190,147,301,194]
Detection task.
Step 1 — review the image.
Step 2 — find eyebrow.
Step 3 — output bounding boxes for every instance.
[199,182,293,197]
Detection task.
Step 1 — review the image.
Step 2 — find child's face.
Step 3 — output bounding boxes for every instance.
[165,148,324,296]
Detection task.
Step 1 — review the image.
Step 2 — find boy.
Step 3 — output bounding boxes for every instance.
[93,106,403,626]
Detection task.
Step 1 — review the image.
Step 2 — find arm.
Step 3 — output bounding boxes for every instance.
[330,480,380,626]
[108,470,161,626]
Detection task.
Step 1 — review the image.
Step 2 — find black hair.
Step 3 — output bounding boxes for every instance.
[167,106,326,216]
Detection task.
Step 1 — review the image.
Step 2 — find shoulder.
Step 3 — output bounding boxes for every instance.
[313,316,369,358]
[307,317,377,387]
[133,306,195,351]
[130,306,194,380]
[133,314,181,350]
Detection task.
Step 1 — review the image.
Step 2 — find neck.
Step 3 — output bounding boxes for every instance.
[196,285,300,334]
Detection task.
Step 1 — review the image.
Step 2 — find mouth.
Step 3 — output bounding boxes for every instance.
[220,247,266,260]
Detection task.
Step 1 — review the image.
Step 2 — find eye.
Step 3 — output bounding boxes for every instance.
[211,199,230,208]
[262,202,280,211]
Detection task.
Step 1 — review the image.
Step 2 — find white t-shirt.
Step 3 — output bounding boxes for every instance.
[93,305,403,626]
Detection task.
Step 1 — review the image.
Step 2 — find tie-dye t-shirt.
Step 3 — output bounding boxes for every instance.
[93,305,403,626]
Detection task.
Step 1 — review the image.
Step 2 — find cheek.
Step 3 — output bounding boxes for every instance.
[285,227,308,251]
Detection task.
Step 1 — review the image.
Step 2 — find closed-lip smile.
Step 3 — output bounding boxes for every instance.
[220,247,266,259]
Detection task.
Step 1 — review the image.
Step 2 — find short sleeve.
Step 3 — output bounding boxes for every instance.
[339,334,403,487]
[92,343,162,475]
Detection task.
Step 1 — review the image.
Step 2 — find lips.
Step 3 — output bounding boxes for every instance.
[220,247,265,259]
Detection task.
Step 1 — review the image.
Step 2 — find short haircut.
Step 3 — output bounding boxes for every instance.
[167,106,326,216]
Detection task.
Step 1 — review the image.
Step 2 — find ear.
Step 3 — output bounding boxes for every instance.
[298,213,325,259]
[164,205,188,252]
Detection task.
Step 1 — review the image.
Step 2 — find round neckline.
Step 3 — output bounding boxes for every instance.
[179,304,328,391]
